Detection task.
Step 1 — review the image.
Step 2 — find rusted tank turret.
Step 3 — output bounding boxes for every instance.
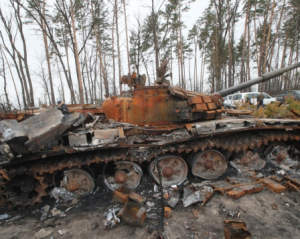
[102,86,224,125]
[1,61,300,209]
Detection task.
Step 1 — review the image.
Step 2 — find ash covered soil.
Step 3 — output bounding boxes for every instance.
[1,167,300,239]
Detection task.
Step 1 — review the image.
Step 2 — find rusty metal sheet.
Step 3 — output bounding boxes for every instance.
[164,207,172,217]
[112,187,130,204]
[188,97,202,105]
[227,190,246,199]
[245,184,264,194]
[168,86,186,99]
[204,110,216,119]
[128,191,146,204]
[226,183,263,199]
[207,102,217,110]
[0,112,33,122]
[215,109,224,119]
[193,104,205,112]
[92,129,118,145]
[226,109,252,115]
[93,129,118,139]
[285,181,300,192]
[168,86,205,98]
[224,220,251,239]
[68,134,88,147]
[284,175,300,187]
[120,201,146,227]
[202,95,212,103]
[117,127,126,139]
[261,178,286,193]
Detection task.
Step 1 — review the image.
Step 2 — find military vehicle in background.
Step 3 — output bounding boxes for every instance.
[273,90,300,104]
[1,61,300,208]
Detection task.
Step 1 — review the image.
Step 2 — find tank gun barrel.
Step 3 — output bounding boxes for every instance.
[215,62,300,97]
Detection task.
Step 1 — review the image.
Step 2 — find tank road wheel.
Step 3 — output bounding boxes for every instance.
[149,155,188,186]
[188,150,227,179]
[60,169,95,196]
[264,142,290,164]
[103,161,143,191]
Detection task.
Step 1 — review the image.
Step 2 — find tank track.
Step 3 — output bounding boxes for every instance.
[0,172,48,209]
[0,130,299,208]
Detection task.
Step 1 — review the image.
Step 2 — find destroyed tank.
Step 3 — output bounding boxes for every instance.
[1,61,300,208]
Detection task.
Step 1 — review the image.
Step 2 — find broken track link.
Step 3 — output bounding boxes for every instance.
[0,130,298,207]
[0,173,48,209]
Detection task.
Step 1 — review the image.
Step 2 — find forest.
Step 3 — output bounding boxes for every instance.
[0,0,299,110]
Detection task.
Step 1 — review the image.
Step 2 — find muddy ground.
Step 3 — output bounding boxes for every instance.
[1,167,300,239]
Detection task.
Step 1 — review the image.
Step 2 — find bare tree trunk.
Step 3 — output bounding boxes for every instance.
[152,0,159,79]
[122,0,130,75]
[90,2,107,99]
[93,53,97,103]
[200,50,205,92]
[212,33,216,93]
[79,7,92,103]
[188,51,191,90]
[227,0,232,88]
[280,32,288,90]
[170,38,173,86]
[41,0,55,105]
[70,0,84,104]
[176,28,181,87]
[80,57,89,103]
[240,0,250,87]
[83,50,92,103]
[253,1,259,77]
[15,0,76,103]
[1,53,11,111]
[263,0,275,73]
[285,47,294,89]
[194,36,197,91]
[269,0,285,91]
[269,0,285,66]
[115,0,122,94]
[55,55,65,102]
[64,39,76,103]
[141,53,151,86]
[179,3,185,89]
[259,0,270,91]
[11,1,34,106]
[246,6,251,90]
[112,4,116,95]
[0,44,21,109]
[17,52,31,107]
[0,31,27,108]
[275,36,281,90]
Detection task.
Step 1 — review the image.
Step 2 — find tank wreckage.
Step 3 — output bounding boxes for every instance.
[1,61,300,208]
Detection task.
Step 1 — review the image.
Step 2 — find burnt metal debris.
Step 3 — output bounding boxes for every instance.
[0,60,300,223]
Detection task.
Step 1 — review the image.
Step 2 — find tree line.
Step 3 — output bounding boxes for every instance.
[0,0,299,111]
